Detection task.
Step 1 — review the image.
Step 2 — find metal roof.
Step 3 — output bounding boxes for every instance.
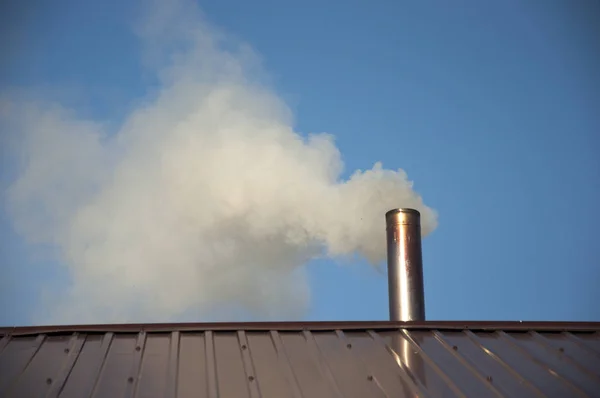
[1,321,599,398]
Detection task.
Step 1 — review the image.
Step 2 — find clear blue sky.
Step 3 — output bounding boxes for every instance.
[1,0,599,325]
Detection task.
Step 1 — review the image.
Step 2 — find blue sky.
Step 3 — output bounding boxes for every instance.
[1,0,599,325]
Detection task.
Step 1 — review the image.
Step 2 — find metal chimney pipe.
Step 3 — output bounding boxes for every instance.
[386,208,426,321]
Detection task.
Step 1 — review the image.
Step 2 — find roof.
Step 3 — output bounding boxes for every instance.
[1,321,599,398]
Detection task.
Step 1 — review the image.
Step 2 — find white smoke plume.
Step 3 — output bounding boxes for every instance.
[1,0,437,324]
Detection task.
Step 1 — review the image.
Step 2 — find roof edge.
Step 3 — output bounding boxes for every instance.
[2,320,599,336]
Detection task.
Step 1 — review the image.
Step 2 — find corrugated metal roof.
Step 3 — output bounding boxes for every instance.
[1,322,599,398]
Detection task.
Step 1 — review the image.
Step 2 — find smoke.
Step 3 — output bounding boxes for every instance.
[1,0,437,324]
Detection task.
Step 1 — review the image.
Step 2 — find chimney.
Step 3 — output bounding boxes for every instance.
[386,208,426,321]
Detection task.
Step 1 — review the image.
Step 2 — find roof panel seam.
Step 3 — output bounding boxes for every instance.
[431,330,505,398]
[496,331,588,398]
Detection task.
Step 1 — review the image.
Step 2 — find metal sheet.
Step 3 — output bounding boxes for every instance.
[3,321,600,335]
[0,325,599,398]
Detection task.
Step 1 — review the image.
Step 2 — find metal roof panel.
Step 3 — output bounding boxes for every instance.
[0,324,599,398]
